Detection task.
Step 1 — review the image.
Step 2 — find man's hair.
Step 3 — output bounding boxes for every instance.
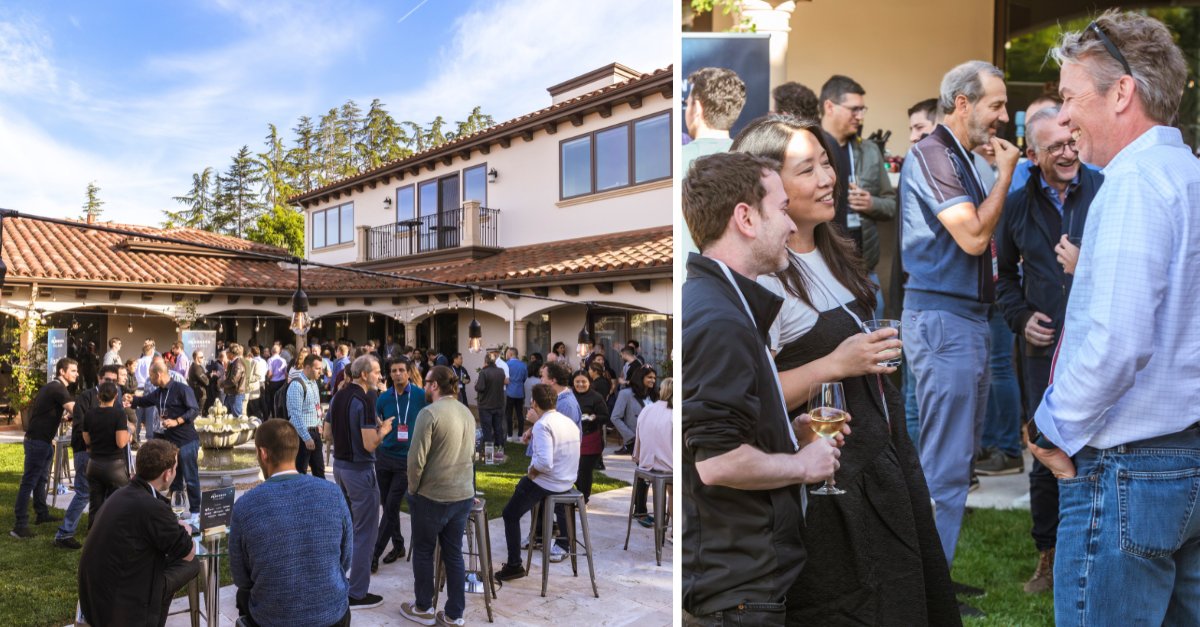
[773,81,819,120]
[98,364,121,379]
[108,337,121,348]
[819,74,865,112]
[230,343,243,356]
[1050,9,1186,125]
[142,339,156,355]
[425,365,458,396]
[682,151,781,252]
[908,97,939,121]
[389,355,411,370]
[250,346,261,357]
[939,61,1004,115]
[1026,106,1062,150]
[349,354,378,380]
[687,67,747,131]
[484,352,496,366]
[302,353,323,369]
[659,377,674,409]
[97,381,119,403]
[125,358,137,368]
[171,341,183,351]
[506,347,518,358]
[544,360,572,386]
[150,362,169,378]
[135,439,178,480]
[255,418,300,468]
[531,383,558,411]
[55,357,77,376]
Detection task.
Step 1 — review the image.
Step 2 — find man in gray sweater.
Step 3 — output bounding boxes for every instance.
[401,365,477,627]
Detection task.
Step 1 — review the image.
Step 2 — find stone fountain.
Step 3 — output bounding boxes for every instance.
[194,402,263,487]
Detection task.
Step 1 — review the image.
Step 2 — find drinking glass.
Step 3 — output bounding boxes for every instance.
[863,319,902,367]
[171,491,187,519]
[809,382,847,496]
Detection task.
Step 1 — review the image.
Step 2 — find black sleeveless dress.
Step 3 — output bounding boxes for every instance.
[777,299,960,627]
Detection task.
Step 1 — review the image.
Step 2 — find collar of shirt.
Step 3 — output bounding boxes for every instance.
[1037,170,1080,213]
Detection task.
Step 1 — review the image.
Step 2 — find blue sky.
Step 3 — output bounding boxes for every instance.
[0,0,673,225]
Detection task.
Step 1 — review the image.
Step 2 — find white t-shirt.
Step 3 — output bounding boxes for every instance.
[757,248,857,351]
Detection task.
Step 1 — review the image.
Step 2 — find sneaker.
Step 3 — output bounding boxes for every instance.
[549,544,567,563]
[520,535,542,550]
[958,602,985,618]
[1023,548,1055,594]
[35,514,62,525]
[494,562,527,581]
[399,601,435,625]
[976,449,1024,476]
[615,443,633,455]
[968,473,981,493]
[595,458,606,470]
[435,611,465,626]
[383,545,405,564]
[53,536,81,550]
[9,527,34,539]
[349,593,384,610]
[636,514,655,529]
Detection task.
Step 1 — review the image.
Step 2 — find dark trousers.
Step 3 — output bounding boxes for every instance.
[1022,344,1059,550]
[501,476,569,565]
[159,558,202,627]
[236,589,350,627]
[479,407,505,450]
[265,379,286,418]
[170,439,201,514]
[634,477,651,516]
[577,454,601,502]
[85,456,129,525]
[684,603,786,626]
[408,493,473,620]
[374,454,409,558]
[295,427,326,479]
[14,437,54,528]
[505,396,525,438]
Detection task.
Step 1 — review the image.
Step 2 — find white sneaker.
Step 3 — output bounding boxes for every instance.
[549,544,567,563]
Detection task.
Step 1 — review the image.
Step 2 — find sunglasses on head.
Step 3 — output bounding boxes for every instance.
[1086,21,1133,77]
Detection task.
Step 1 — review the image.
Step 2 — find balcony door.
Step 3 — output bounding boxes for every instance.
[418,173,460,251]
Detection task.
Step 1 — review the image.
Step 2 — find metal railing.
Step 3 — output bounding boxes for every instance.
[366,206,500,261]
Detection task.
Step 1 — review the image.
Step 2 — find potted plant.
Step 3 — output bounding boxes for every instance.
[0,315,48,430]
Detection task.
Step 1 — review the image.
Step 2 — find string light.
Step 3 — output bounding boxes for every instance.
[127,319,133,334]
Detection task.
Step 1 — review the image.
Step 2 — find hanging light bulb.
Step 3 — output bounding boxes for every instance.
[235,319,239,327]
[369,313,375,323]
[175,325,181,333]
[127,319,133,334]
[70,317,79,331]
[289,262,312,336]
[577,307,593,358]
[218,322,224,333]
[255,316,261,332]
[468,289,483,353]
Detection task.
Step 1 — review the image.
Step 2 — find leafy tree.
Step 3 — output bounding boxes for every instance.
[81,181,104,220]
[246,205,305,256]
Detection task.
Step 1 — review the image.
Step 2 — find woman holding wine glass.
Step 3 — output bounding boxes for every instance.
[733,115,958,626]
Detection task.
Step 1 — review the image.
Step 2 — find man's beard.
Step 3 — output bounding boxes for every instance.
[968,111,1000,148]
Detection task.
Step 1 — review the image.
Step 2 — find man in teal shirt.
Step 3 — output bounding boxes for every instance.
[372,356,426,572]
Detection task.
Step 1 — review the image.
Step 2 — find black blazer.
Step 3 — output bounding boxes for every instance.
[78,478,193,627]
[996,165,1101,343]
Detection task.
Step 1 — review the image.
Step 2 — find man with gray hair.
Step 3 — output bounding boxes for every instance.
[995,103,1102,594]
[899,59,1020,579]
[325,354,393,610]
[1028,11,1200,623]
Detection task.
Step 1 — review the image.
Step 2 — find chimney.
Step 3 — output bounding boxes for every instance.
[547,63,642,105]
[86,212,95,225]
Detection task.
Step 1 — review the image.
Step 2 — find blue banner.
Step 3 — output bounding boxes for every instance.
[47,328,68,381]
[682,33,771,138]
[182,330,217,370]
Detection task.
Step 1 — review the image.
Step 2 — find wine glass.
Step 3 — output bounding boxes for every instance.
[171,491,187,519]
[863,319,902,367]
[809,382,847,496]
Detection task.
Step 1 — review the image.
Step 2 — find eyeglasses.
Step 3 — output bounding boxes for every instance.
[1086,21,1133,77]
[833,101,868,116]
[1042,139,1078,156]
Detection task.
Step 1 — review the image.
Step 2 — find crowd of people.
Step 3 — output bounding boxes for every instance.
[11,328,673,625]
[683,9,1200,626]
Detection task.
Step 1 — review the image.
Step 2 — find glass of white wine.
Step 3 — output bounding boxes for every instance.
[171,491,187,519]
[810,382,848,496]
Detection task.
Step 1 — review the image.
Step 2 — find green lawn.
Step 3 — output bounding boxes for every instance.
[0,441,626,626]
[953,508,1055,626]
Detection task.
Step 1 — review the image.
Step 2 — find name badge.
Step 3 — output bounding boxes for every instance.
[846,211,862,229]
[396,424,409,441]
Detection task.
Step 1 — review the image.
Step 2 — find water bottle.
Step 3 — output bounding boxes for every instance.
[475,427,483,460]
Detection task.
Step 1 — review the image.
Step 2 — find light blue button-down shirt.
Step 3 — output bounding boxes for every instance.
[1034,126,1200,456]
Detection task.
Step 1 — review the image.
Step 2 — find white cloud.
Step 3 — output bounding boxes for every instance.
[0,16,57,96]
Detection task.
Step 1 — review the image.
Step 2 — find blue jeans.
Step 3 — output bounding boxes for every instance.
[905,308,990,566]
[171,440,201,514]
[223,393,246,418]
[867,271,885,320]
[56,451,89,539]
[501,476,569,565]
[136,406,160,441]
[982,309,1022,457]
[479,407,505,449]
[1055,426,1200,625]
[14,438,54,528]
[902,357,920,448]
[408,493,472,620]
[333,463,379,599]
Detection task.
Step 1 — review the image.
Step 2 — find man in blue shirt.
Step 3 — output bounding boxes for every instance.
[231,419,352,627]
[899,59,1019,571]
[372,356,425,572]
[131,363,200,517]
[287,355,325,479]
[504,347,528,443]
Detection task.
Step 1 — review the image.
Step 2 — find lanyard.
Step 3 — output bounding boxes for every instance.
[394,385,412,424]
[846,141,856,185]
[712,258,799,451]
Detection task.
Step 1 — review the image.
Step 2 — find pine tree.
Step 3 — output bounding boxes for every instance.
[456,106,496,138]
[336,99,363,178]
[81,181,104,220]
[166,168,213,229]
[426,115,449,149]
[288,116,318,193]
[257,123,299,212]
[360,99,411,170]
[221,146,264,239]
[316,108,340,186]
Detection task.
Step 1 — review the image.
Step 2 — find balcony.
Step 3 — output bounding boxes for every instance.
[362,202,500,263]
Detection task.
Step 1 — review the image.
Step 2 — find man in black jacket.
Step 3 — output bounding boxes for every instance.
[131,363,201,517]
[681,152,841,625]
[995,104,1100,595]
[474,352,507,455]
[78,438,198,627]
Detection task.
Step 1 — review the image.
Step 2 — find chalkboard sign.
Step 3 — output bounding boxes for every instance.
[200,487,235,534]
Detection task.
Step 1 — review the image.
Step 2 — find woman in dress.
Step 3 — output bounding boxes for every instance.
[571,369,610,501]
[733,114,958,626]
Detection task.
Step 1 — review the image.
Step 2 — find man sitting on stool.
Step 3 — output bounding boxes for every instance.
[78,439,199,627]
[495,383,581,581]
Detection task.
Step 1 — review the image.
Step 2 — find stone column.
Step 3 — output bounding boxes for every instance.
[404,321,417,348]
[512,316,527,357]
[462,200,480,248]
[737,0,796,94]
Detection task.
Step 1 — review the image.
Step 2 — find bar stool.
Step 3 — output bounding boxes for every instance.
[50,429,73,507]
[79,574,202,627]
[624,468,672,566]
[525,489,598,598]
[431,498,499,622]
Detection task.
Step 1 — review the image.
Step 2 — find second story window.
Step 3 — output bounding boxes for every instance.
[312,202,354,249]
[396,185,415,222]
[560,110,671,200]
